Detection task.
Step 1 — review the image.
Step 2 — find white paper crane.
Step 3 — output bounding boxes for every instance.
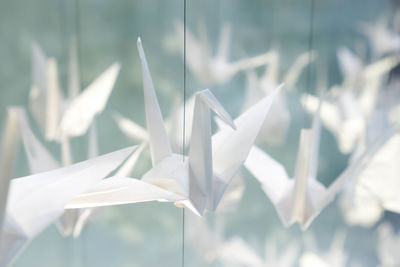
[185,213,298,267]
[339,126,400,227]
[0,110,135,266]
[114,86,245,213]
[30,44,120,162]
[244,99,348,230]
[358,20,400,58]
[175,21,275,84]
[65,37,280,216]
[13,105,89,238]
[303,51,398,154]
[15,105,138,236]
[299,230,351,267]
[18,104,141,239]
[243,50,315,145]
[28,43,122,236]
[218,238,298,267]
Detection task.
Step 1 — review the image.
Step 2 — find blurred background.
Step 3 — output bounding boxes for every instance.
[0,0,399,266]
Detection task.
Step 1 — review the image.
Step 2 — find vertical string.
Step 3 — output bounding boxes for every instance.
[270,0,277,48]
[57,2,72,267]
[304,0,315,127]
[58,0,67,80]
[74,0,82,89]
[72,0,87,266]
[181,0,187,267]
[182,0,187,156]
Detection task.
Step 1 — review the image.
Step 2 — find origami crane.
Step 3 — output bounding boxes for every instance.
[186,213,298,267]
[65,37,280,216]
[175,21,275,84]
[218,237,298,267]
[114,90,244,213]
[244,99,348,230]
[243,50,315,145]
[299,230,352,267]
[339,126,400,227]
[0,109,135,266]
[30,43,120,164]
[303,50,399,154]
[27,42,122,236]
[21,91,87,237]
[358,19,400,58]
[57,133,145,238]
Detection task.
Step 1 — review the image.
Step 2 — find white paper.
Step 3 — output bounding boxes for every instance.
[186,213,298,267]
[60,62,121,137]
[66,38,280,216]
[137,38,172,166]
[300,230,349,267]
[16,108,60,174]
[242,51,314,145]
[358,21,400,57]
[244,98,347,230]
[303,52,398,154]
[29,43,121,141]
[340,127,400,226]
[175,21,275,84]
[0,146,135,266]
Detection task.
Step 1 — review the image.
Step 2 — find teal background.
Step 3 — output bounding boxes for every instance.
[0,0,398,266]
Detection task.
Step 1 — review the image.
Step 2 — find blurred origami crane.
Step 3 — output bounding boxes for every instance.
[175,21,275,84]
[218,237,298,267]
[303,48,399,154]
[186,213,298,267]
[243,50,316,145]
[65,37,281,216]
[299,230,351,267]
[245,99,347,230]
[27,42,123,237]
[0,108,135,267]
[30,43,120,165]
[340,125,400,227]
[358,19,400,58]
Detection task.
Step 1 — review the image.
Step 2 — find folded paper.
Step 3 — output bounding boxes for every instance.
[66,37,281,216]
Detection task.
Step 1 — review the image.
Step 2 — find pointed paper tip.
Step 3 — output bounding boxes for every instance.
[100,62,121,83]
[275,83,284,94]
[137,37,146,62]
[111,61,122,73]
[199,89,236,130]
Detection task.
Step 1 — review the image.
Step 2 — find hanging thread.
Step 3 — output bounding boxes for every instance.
[74,0,83,91]
[72,0,88,266]
[181,0,187,266]
[304,0,316,127]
